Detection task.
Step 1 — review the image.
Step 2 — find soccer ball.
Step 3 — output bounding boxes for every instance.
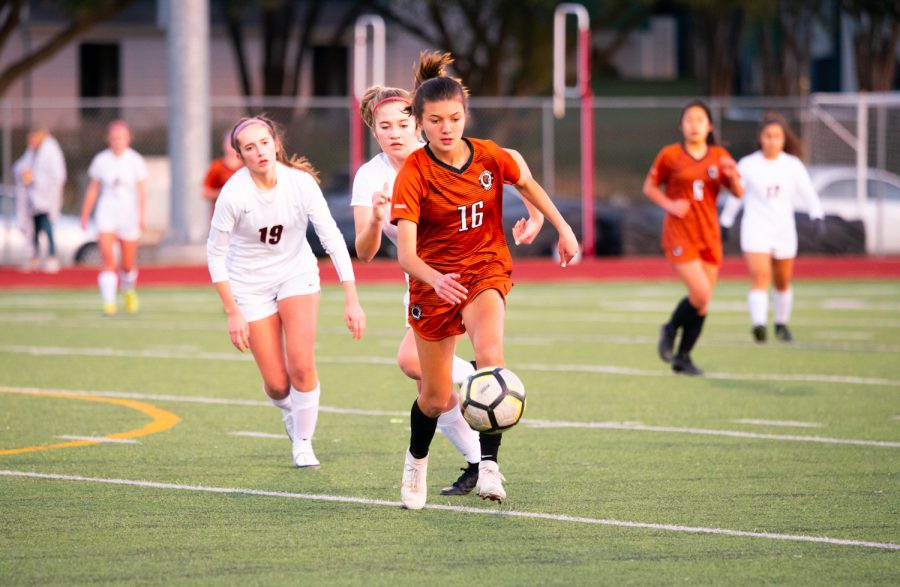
[459,366,527,433]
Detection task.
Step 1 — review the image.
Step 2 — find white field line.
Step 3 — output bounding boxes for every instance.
[230,431,285,439]
[733,419,822,428]
[56,435,138,444]
[0,469,897,551]
[2,344,899,387]
[1,386,895,449]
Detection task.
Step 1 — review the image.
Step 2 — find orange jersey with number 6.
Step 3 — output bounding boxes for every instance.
[648,143,736,255]
[391,137,520,307]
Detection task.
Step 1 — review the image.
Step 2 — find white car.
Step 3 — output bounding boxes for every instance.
[802,166,900,254]
[0,186,100,267]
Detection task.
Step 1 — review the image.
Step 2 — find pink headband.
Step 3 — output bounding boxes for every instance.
[231,118,271,145]
[371,96,410,114]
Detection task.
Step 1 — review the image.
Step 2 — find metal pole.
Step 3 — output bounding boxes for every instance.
[167,0,210,244]
[351,15,385,177]
[875,104,886,256]
[541,101,555,197]
[553,3,593,256]
[855,94,869,253]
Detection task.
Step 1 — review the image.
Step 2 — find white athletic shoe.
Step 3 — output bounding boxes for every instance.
[400,450,428,510]
[476,460,506,502]
[281,410,294,442]
[292,439,320,468]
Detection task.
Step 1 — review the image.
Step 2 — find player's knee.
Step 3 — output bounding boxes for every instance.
[263,377,290,399]
[416,393,445,418]
[286,362,316,390]
[689,290,711,313]
[396,348,421,380]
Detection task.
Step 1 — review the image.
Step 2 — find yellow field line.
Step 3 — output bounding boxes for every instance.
[0,388,180,455]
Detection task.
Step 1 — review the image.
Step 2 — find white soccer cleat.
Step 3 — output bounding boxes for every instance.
[292,439,320,468]
[281,410,294,442]
[476,460,506,502]
[400,450,428,510]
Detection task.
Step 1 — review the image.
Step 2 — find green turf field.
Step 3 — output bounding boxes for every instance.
[1,279,898,585]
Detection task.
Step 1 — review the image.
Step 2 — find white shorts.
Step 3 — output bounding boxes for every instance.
[740,223,797,260]
[95,196,141,241]
[232,270,321,322]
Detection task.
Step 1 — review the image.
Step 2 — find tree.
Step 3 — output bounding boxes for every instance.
[0,0,136,97]
[369,0,652,96]
[843,0,900,91]
[748,0,827,96]
[217,0,373,98]
[679,0,745,96]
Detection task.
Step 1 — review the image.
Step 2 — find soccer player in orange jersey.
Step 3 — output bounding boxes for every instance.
[391,52,579,510]
[643,99,744,376]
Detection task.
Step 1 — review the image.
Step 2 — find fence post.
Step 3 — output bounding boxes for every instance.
[2,99,10,187]
[855,94,868,251]
[542,101,555,197]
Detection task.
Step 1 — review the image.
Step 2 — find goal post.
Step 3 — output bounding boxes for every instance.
[350,15,386,177]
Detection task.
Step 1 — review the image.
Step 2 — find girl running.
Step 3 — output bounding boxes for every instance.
[80,120,147,315]
[644,100,744,375]
[391,52,578,509]
[207,115,365,468]
[352,84,543,497]
[719,113,825,342]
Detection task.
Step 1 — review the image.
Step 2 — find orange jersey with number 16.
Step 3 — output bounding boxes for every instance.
[391,137,520,307]
[648,143,736,257]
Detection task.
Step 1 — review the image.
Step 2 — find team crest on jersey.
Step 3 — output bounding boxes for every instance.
[410,304,422,321]
[673,246,683,257]
[708,165,719,179]
[478,170,494,191]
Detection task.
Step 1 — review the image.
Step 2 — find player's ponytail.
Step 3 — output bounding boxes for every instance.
[359,86,411,130]
[229,114,320,183]
[758,112,804,159]
[680,99,717,146]
[409,51,469,121]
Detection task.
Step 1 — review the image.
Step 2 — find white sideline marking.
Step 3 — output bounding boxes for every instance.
[230,431,285,440]
[523,420,900,448]
[2,344,898,387]
[1,469,897,551]
[733,419,822,428]
[56,435,138,444]
[2,386,895,449]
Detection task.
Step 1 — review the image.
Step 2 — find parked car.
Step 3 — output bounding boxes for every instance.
[305,191,396,259]
[798,166,900,254]
[0,185,99,268]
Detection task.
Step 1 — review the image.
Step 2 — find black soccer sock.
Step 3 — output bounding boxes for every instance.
[678,313,707,357]
[667,296,699,333]
[479,432,502,463]
[409,399,438,459]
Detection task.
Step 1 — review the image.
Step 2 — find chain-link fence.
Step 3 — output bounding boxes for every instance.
[2,93,897,257]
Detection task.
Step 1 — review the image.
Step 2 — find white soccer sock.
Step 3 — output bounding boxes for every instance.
[747,289,769,326]
[451,355,476,385]
[437,405,481,464]
[98,271,118,305]
[774,288,794,325]
[290,384,320,442]
[119,269,139,292]
[268,392,292,415]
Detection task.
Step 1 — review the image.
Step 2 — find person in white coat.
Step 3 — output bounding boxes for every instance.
[14,128,67,273]
[207,115,366,469]
[720,113,825,343]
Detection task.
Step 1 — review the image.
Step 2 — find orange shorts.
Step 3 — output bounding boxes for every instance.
[664,242,722,266]
[408,276,513,341]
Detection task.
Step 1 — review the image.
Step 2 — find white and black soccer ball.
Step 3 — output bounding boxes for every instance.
[459,367,526,434]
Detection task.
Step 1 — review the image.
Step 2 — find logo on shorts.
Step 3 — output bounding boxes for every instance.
[708,165,719,179]
[410,304,422,321]
[673,246,683,257]
[478,170,494,190]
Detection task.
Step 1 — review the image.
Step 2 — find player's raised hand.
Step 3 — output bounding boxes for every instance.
[432,272,468,304]
[345,301,366,340]
[227,310,250,352]
[512,214,543,246]
[719,156,740,181]
[557,225,580,268]
[371,182,391,223]
[667,198,691,218]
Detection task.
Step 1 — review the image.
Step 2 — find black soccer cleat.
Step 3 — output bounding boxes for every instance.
[752,325,767,343]
[657,323,675,363]
[774,323,793,342]
[672,354,704,376]
[439,463,479,496]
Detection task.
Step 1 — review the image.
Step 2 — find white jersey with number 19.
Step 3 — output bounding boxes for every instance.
[208,163,354,290]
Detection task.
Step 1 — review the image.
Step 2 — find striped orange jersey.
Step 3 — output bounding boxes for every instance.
[648,143,737,255]
[391,137,521,306]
